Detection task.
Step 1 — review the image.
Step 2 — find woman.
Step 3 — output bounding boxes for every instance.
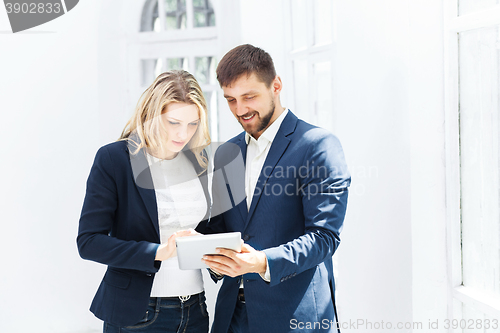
[77,70,212,333]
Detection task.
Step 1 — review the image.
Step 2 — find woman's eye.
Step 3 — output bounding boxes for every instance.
[189,122,199,126]
[168,121,180,125]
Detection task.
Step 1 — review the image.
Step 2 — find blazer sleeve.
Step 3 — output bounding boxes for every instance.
[263,132,350,287]
[77,145,161,273]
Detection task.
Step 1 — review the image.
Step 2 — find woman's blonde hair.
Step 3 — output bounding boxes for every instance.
[119,70,211,170]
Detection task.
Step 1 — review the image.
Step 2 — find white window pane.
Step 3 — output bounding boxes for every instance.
[164,0,177,12]
[140,0,160,32]
[459,0,499,15]
[194,12,206,27]
[204,90,218,140]
[193,0,216,28]
[166,58,189,71]
[291,0,308,50]
[462,303,481,332]
[462,302,498,333]
[209,12,216,26]
[154,17,161,32]
[293,59,308,117]
[164,0,187,30]
[313,61,333,129]
[314,0,333,45]
[141,58,163,86]
[459,26,500,297]
[195,56,217,85]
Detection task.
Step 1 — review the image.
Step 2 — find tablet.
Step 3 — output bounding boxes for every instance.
[176,232,242,270]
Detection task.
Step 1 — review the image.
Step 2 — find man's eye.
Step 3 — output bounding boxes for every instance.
[227,99,235,103]
[246,96,254,100]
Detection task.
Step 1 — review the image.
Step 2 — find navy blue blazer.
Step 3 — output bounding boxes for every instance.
[207,111,350,333]
[77,140,210,327]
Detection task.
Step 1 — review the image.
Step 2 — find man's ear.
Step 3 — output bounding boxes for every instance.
[272,76,283,94]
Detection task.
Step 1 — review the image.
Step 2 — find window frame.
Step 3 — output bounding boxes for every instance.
[283,0,337,133]
[443,0,500,326]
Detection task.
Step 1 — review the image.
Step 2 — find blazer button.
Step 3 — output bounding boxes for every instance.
[243,234,250,241]
[146,273,152,277]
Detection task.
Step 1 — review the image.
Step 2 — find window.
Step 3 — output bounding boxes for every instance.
[458,0,499,16]
[284,0,336,133]
[141,0,215,32]
[444,1,500,330]
[128,0,219,141]
[193,0,215,28]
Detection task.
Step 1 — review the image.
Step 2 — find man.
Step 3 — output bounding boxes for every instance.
[202,44,350,333]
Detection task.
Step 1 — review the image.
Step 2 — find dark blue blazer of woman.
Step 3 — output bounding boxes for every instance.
[77,140,211,327]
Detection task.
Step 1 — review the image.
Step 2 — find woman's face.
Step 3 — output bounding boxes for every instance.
[161,102,200,157]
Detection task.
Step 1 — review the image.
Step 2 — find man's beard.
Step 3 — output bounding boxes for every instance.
[241,98,275,135]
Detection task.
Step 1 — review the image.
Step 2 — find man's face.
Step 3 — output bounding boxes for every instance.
[222,73,278,139]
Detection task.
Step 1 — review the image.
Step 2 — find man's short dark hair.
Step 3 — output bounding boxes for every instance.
[216,44,277,88]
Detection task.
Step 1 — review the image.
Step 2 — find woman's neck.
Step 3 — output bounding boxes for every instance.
[148,147,178,160]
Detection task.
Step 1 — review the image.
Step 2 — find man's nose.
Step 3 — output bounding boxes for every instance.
[234,101,248,116]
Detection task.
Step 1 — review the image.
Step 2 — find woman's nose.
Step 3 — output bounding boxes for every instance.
[176,126,188,141]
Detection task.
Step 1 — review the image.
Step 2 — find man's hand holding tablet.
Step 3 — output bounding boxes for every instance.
[202,243,268,278]
[175,232,243,270]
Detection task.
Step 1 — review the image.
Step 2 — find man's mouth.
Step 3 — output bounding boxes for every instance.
[241,113,256,122]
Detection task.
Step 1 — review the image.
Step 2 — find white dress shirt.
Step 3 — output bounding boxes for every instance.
[244,108,289,282]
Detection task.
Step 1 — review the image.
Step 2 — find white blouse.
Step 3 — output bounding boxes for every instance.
[146,151,207,297]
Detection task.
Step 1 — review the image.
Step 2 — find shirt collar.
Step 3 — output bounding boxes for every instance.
[245,108,289,145]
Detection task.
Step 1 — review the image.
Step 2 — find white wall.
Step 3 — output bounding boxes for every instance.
[0,1,104,332]
[407,0,448,329]
[333,0,448,332]
[333,1,413,330]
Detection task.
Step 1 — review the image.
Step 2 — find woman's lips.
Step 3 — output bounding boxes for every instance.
[172,140,185,146]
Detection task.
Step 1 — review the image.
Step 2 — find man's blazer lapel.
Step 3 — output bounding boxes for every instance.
[234,135,249,224]
[246,112,297,225]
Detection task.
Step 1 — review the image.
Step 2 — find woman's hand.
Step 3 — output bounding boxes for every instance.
[155,228,200,261]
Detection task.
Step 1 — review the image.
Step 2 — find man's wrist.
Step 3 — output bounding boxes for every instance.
[256,251,268,274]
[257,251,271,282]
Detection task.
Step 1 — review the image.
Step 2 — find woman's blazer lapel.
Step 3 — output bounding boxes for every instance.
[128,145,160,238]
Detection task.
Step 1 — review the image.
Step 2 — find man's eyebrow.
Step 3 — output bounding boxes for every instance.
[224,90,259,99]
